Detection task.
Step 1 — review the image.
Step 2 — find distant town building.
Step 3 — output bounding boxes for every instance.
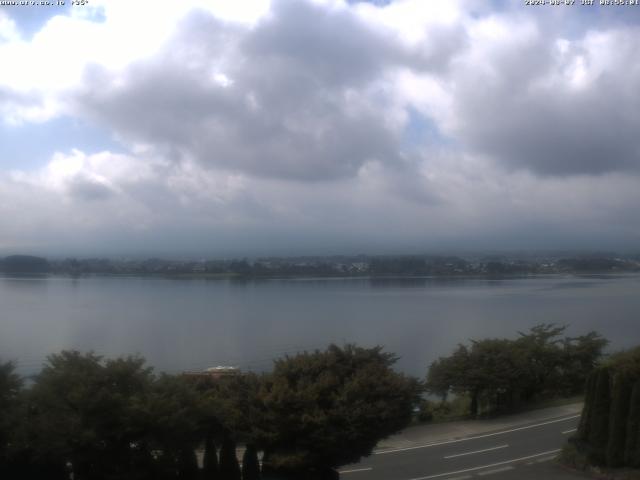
[182,365,241,380]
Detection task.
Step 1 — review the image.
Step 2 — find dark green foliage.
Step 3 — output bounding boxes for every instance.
[242,444,261,480]
[1,344,422,478]
[219,435,241,480]
[260,344,422,472]
[624,381,640,468]
[203,434,220,478]
[561,332,609,394]
[426,325,608,415]
[26,351,155,479]
[577,372,596,441]
[0,361,22,477]
[606,374,632,467]
[588,367,611,463]
[574,346,640,469]
[177,448,199,480]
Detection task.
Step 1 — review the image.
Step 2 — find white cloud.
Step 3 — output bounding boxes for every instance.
[1,0,640,254]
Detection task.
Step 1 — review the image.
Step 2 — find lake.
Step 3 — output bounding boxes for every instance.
[1,274,639,377]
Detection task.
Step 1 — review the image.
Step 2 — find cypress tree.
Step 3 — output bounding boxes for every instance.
[588,367,611,464]
[203,434,220,479]
[624,381,640,468]
[606,374,632,467]
[177,448,200,480]
[242,444,261,480]
[219,435,241,480]
[578,372,596,441]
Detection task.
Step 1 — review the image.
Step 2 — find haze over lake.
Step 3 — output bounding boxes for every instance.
[2,273,638,377]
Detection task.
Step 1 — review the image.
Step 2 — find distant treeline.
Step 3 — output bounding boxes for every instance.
[0,255,50,274]
[2,253,640,278]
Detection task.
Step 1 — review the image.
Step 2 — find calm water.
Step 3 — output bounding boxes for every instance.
[1,274,639,377]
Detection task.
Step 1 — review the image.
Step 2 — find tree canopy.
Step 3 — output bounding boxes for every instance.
[426,324,608,415]
[259,344,422,473]
[0,344,421,479]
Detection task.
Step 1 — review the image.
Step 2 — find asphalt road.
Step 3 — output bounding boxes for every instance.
[339,414,585,480]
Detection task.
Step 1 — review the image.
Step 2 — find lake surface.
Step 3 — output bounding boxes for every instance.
[1,274,639,377]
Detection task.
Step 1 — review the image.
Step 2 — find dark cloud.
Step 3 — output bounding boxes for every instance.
[73,1,465,182]
[449,23,640,176]
[66,174,114,201]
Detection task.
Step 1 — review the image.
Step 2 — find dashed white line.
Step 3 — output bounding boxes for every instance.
[525,455,557,465]
[477,466,514,476]
[339,467,373,474]
[375,415,579,455]
[444,444,509,459]
[562,428,577,435]
[407,449,562,480]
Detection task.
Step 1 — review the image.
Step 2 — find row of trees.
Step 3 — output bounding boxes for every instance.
[1,326,608,478]
[0,345,420,480]
[426,324,608,415]
[574,346,640,468]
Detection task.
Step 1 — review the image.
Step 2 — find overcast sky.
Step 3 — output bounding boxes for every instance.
[1,0,639,257]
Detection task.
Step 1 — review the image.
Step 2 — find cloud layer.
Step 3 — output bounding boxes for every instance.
[1,0,640,255]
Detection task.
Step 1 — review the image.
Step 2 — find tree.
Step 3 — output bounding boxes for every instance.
[426,325,608,417]
[515,324,567,400]
[26,351,155,479]
[561,332,608,394]
[242,444,260,480]
[219,434,241,480]
[624,381,640,467]
[0,361,22,477]
[426,345,469,403]
[203,433,220,479]
[573,346,640,468]
[606,373,632,467]
[259,344,422,475]
[144,374,208,478]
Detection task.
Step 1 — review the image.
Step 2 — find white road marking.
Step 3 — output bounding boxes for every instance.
[562,428,577,434]
[339,467,373,474]
[444,476,472,480]
[525,455,557,465]
[407,449,561,480]
[375,415,579,455]
[477,466,514,476]
[444,444,509,459]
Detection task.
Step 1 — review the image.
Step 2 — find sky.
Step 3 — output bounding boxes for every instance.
[1,0,640,257]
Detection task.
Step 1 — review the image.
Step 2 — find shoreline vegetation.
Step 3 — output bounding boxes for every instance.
[561,346,640,479]
[2,253,640,279]
[1,326,614,479]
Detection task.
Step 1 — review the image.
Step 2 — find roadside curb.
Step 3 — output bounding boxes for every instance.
[373,403,584,453]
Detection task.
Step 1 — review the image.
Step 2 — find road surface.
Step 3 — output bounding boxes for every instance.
[339,412,587,480]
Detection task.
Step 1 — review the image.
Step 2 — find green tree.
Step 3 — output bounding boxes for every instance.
[242,444,261,480]
[606,373,632,467]
[624,381,640,467]
[219,434,241,480]
[144,374,208,478]
[26,351,155,479]
[587,367,612,464]
[0,361,22,476]
[427,325,607,417]
[561,332,608,394]
[203,433,220,479]
[259,344,421,475]
[515,324,566,400]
